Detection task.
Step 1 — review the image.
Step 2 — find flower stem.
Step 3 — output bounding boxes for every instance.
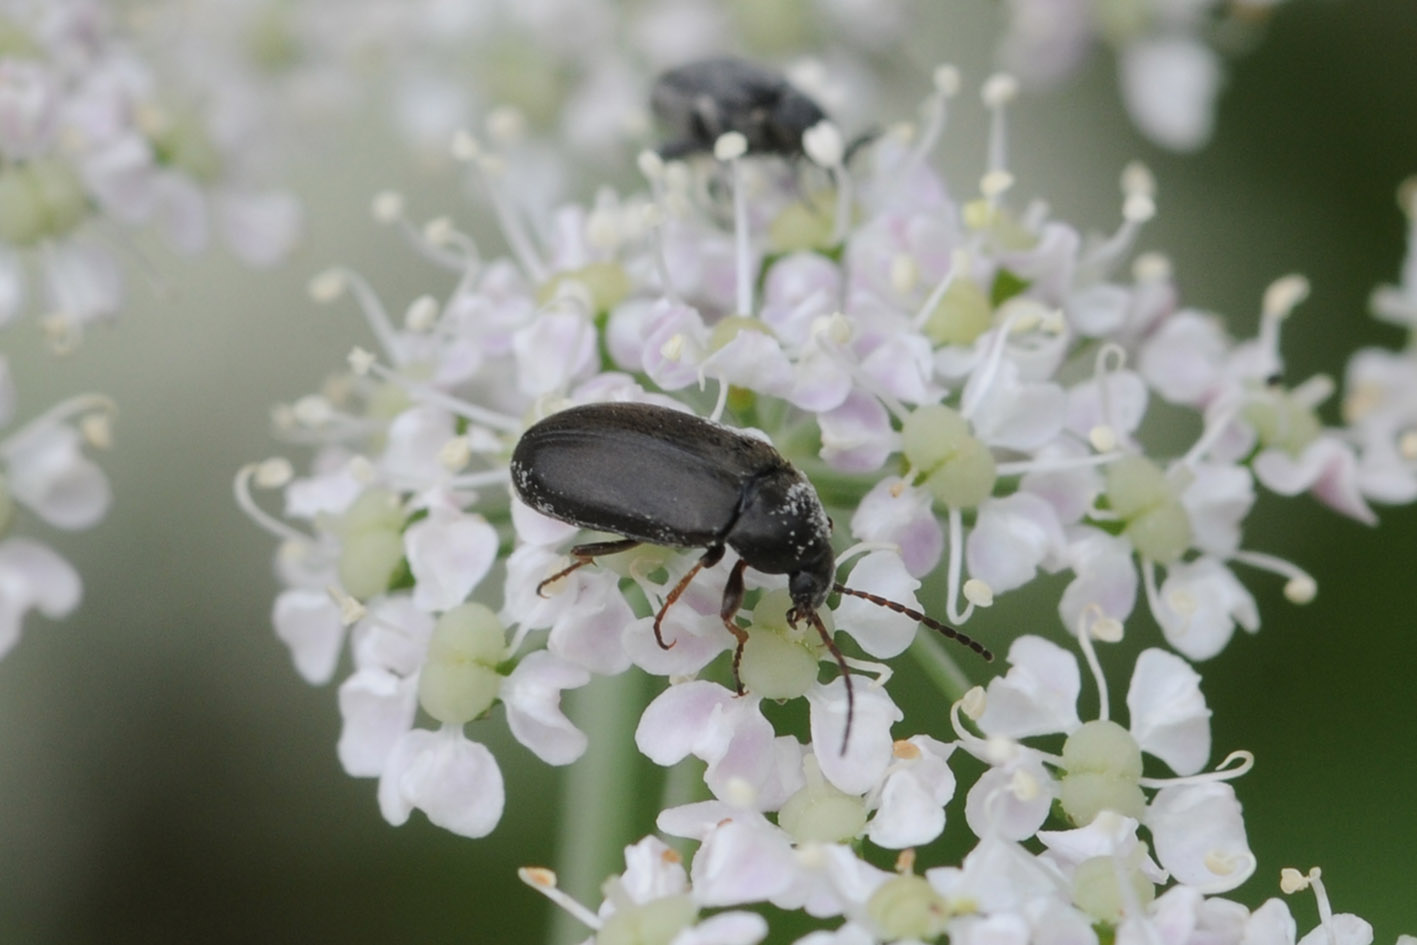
[549,671,649,944]
[908,629,974,702]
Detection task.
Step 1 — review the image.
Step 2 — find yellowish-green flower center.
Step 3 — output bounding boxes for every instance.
[777,774,868,844]
[418,602,506,725]
[0,160,89,246]
[739,589,825,700]
[768,198,838,253]
[921,276,993,347]
[1242,392,1322,457]
[335,489,406,599]
[537,262,631,315]
[1059,719,1146,825]
[149,110,224,184]
[866,873,952,941]
[901,404,998,509]
[1104,455,1192,564]
[1071,854,1156,923]
[597,894,699,945]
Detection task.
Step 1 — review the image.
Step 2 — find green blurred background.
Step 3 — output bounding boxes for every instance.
[0,2,1413,942]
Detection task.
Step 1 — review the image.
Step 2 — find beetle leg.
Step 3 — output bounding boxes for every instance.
[719,558,750,695]
[651,545,725,649]
[536,538,642,598]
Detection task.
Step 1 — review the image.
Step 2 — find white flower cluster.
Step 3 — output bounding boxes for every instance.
[0,0,300,343]
[241,70,1409,943]
[997,0,1290,151]
[126,0,910,182]
[0,355,112,660]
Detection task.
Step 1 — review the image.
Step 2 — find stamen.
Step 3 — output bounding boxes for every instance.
[233,462,314,546]
[944,507,975,624]
[963,578,993,608]
[357,357,522,434]
[404,295,439,333]
[1074,609,1111,722]
[308,266,402,363]
[901,65,959,183]
[834,540,902,569]
[517,867,604,930]
[910,248,965,330]
[326,584,366,626]
[452,130,548,282]
[1229,550,1317,604]
[961,299,1045,420]
[1280,867,1336,945]
[714,132,754,316]
[981,73,1018,184]
[995,450,1123,477]
[843,655,894,688]
[1,393,116,451]
[1081,162,1156,277]
[1139,749,1254,788]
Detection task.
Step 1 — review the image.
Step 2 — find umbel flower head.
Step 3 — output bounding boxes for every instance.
[0,0,300,344]
[240,62,1411,941]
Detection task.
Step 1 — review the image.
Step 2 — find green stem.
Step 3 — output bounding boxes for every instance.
[549,671,648,944]
[908,630,975,703]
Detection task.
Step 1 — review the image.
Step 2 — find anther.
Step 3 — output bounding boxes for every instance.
[308,268,346,302]
[371,191,404,223]
[714,131,748,162]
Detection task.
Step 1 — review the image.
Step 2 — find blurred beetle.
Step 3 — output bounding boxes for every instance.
[651,56,829,161]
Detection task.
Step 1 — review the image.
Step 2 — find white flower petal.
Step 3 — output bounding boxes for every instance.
[0,538,81,659]
[1126,648,1211,775]
[1119,38,1222,152]
[1146,782,1254,894]
[336,667,418,777]
[377,727,505,838]
[2,422,111,530]
[808,678,901,795]
[977,635,1081,738]
[834,551,921,658]
[405,511,498,611]
[272,588,345,684]
[217,188,302,267]
[502,650,590,765]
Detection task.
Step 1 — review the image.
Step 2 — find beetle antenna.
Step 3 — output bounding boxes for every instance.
[807,609,854,755]
[833,583,994,662]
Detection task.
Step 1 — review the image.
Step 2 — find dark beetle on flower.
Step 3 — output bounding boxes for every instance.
[510,401,992,752]
[650,56,830,160]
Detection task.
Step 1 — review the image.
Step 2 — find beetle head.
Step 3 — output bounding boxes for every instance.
[770,89,825,156]
[787,544,835,623]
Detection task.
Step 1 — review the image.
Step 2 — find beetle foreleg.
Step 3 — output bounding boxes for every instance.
[651,545,726,650]
[719,558,750,694]
[536,538,642,598]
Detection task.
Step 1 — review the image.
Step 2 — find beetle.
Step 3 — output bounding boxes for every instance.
[510,401,992,751]
[651,56,829,161]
